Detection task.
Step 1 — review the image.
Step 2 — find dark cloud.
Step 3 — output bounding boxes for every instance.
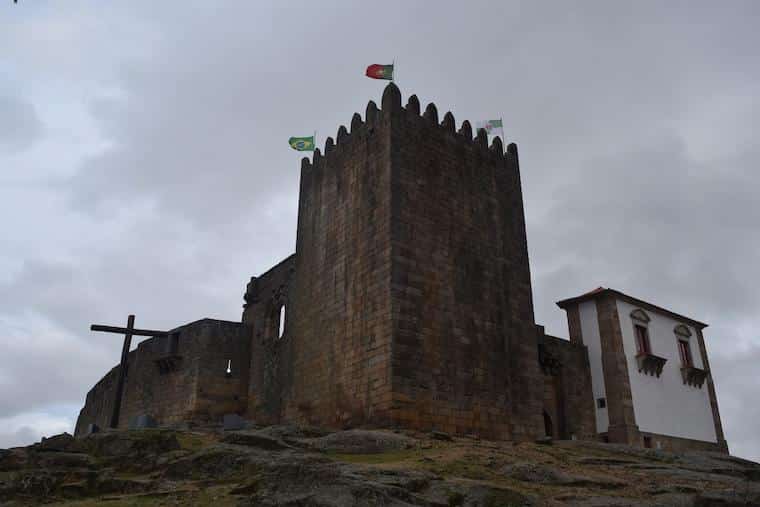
[1,1,758,461]
[0,95,43,152]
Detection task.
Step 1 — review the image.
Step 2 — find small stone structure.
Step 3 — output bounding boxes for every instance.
[75,83,727,453]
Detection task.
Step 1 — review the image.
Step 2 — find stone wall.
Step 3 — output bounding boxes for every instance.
[74,365,120,435]
[282,97,394,429]
[74,319,249,435]
[243,255,296,424]
[539,332,597,441]
[638,431,728,453]
[384,84,543,440]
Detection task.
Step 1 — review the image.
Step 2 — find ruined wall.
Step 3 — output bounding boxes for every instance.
[539,332,597,441]
[74,365,121,435]
[178,320,251,422]
[283,97,394,429]
[75,319,249,435]
[243,255,296,424]
[384,84,543,440]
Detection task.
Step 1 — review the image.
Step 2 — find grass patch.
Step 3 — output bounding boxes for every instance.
[175,432,215,452]
[429,458,497,481]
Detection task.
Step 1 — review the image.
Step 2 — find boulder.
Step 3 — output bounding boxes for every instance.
[223,413,248,431]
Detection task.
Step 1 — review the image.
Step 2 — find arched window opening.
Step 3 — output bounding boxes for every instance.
[278,305,286,339]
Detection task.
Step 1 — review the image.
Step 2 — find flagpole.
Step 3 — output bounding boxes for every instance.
[393,58,396,83]
[314,130,317,158]
[500,116,505,154]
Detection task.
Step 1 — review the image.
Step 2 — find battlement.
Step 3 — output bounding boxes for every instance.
[300,83,518,174]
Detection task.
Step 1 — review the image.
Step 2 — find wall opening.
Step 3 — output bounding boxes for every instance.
[543,411,553,438]
[278,305,286,339]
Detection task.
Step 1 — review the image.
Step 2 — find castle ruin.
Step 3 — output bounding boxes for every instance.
[75,83,727,454]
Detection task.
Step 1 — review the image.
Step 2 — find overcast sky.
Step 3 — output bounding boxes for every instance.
[1,1,758,461]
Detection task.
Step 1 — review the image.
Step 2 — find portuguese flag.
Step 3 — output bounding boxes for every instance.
[288,136,315,152]
[365,64,394,80]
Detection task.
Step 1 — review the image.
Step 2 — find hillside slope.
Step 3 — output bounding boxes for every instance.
[1,426,758,506]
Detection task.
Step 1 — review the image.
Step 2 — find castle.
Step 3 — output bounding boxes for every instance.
[75,83,728,453]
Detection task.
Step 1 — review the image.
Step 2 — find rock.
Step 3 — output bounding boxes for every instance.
[34,451,96,469]
[431,430,453,441]
[221,430,292,450]
[575,456,639,466]
[254,423,332,440]
[223,413,248,431]
[308,429,417,454]
[674,451,760,481]
[163,446,251,480]
[0,448,28,471]
[83,429,181,463]
[502,462,572,484]
[355,468,436,493]
[0,427,758,506]
[695,486,760,506]
[502,462,626,489]
[457,484,534,506]
[38,432,86,453]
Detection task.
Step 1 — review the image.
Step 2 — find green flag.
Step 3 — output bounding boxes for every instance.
[475,119,504,137]
[288,136,315,152]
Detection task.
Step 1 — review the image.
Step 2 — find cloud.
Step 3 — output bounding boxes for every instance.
[0,407,76,449]
[0,95,43,152]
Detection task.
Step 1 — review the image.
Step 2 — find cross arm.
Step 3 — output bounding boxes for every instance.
[90,324,169,337]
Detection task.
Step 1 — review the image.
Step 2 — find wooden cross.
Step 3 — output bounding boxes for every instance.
[90,315,168,428]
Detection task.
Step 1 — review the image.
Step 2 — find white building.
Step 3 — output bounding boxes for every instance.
[557,287,727,453]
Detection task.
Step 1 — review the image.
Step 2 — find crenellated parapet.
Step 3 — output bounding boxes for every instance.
[298,82,518,176]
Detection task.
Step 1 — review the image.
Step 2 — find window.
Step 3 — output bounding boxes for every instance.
[674,324,694,367]
[278,305,286,339]
[635,325,651,355]
[643,436,652,449]
[597,398,606,409]
[678,339,693,367]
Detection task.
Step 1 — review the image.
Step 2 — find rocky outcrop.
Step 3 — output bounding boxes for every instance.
[1,427,758,506]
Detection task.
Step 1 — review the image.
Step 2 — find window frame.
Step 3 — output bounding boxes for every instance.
[634,324,652,355]
[630,309,652,356]
[674,324,694,367]
[678,339,693,367]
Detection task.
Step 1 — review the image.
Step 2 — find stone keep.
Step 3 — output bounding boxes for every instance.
[239,83,544,440]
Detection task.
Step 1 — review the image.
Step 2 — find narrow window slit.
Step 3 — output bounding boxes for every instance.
[278,305,286,339]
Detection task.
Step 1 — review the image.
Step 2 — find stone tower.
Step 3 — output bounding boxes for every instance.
[272,83,543,440]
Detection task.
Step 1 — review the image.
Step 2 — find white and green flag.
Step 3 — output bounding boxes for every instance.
[475,119,504,138]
